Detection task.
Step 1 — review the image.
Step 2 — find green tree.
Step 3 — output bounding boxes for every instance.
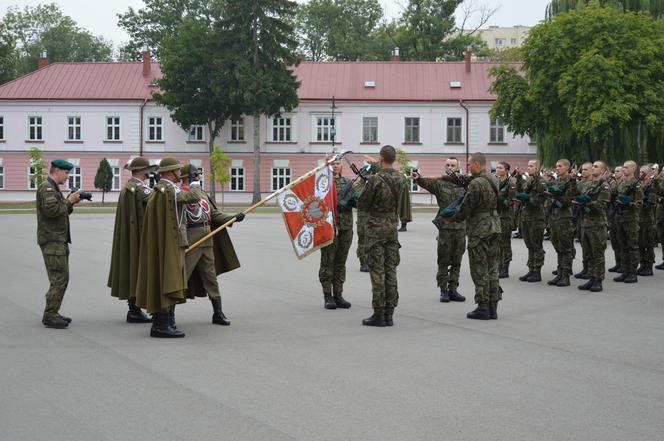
[0,24,17,84]
[28,147,46,188]
[94,158,114,204]
[395,148,414,175]
[210,146,232,208]
[153,16,234,202]
[397,0,461,61]
[490,5,664,164]
[546,0,664,20]
[215,0,301,204]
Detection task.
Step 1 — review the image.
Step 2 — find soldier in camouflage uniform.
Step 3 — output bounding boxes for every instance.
[607,166,624,273]
[655,170,664,270]
[545,159,577,287]
[357,146,408,327]
[319,159,354,309]
[575,161,611,292]
[515,160,546,282]
[572,163,593,279]
[413,157,466,302]
[36,159,82,328]
[354,171,370,272]
[612,160,644,283]
[637,165,657,276]
[440,152,501,320]
[496,162,516,278]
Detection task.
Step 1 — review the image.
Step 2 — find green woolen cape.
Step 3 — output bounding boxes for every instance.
[399,181,413,223]
[135,183,188,313]
[107,181,146,300]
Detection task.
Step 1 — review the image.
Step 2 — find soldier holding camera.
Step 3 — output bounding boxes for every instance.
[36,159,85,328]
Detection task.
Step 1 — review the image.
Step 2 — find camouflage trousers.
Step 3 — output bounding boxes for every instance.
[499,216,513,269]
[319,228,353,295]
[468,233,501,305]
[41,243,70,320]
[638,222,656,266]
[521,219,545,271]
[367,217,400,310]
[356,211,368,264]
[658,222,664,261]
[609,219,621,269]
[185,245,220,299]
[615,220,640,272]
[436,229,465,290]
[550,216,576,276]
[580,224,607,281]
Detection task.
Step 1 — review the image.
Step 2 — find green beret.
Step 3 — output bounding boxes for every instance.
[158,156,181,173]
[515,193,530,201]
[51,159,74,171]
[125,156,156,172]
[575,194,592,203]
[617,194,633,204]
[547,185,563,195]
[441,207,456,218]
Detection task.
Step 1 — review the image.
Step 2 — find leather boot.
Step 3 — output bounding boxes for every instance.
[333,293,351,308]
[398,222,407,232]
[211,297,231,325]
[150,312,185,338]
[547,274,562,286]
[168,305,179,331]
[466,304,490,320]
[637,264,653,276]
[526,271,542,282]
[556,273,570,287]
[127,297,152,323]
[613,272,628,282]
[519,271,534,282]
[57,314,72,324]
[498,266,509,279]
[384,307,394,326]
[655,261,664,270]
[448,289,466,302]
[552,269,558,275]
[42,316,69,329]
[362,309,386,327]
[574,269,589,279]
[607,264,621,273]
[488,302,498,320]
[323,294,337,310]
[589,279,603,292]
[578,278,594,290]
[439,289,449,302]
[360,259,370,273]
[624,272,638,283]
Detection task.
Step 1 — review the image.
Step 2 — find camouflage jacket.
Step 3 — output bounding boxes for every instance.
[639,178,658,225]
[497,176,516,219]
[516,174,545,221]
[335,175,354,231]
[451,170,501,246]
[613,177,643,222]
[36,177,73,250]
[578,178,611,228]
[546,174,576,220]
[358,167,407,221]
[416,177,465,230]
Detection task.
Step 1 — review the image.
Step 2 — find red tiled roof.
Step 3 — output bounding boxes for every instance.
[0,62,162,101]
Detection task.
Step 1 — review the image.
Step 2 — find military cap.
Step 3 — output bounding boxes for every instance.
[180,164,200,180]
[158,156,182,173]
[125,156,157,172]
[51,159,74,171]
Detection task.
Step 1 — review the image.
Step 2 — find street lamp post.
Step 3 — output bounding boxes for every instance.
[331,96,337,152]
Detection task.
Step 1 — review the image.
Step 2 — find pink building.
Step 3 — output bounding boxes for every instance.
[0,53,536,202]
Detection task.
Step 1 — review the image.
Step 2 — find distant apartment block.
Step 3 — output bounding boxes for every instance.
[479,26,531,50]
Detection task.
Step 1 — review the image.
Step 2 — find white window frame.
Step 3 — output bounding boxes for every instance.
[28,116,43,141]
[314,116,337,142]
[404,117,420,143]
[107,159,121,191]
[271,164,291,191]
[188,125,205,142]
[446,117,463,143]
[495,38,506,46]
[67,116,82,141]
[362,116,378,143]
[28,165,38,190]
[147,115,163,141]
[0,158,4,190]
[106,116,121,141]
[230,119,245,141]
[490,118,505,143]
[271,116,293,142]
[409,160,419,192]
[230,162,245,191]
[0,116,4,140]
[67,159,82,191]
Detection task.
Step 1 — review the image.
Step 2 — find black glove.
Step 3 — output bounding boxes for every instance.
[234,212,245,222]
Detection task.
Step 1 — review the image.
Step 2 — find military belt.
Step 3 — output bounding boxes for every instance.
[187,221,210,229]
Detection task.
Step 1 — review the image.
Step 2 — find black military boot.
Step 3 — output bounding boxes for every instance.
[42,316,69,329]
[488,302,498,320]
[574,269,589,279]
[578,278,594,290]
[552,269,558,275]
[168,305,179,331]
[547,274,562,286]
[637,264,653,276]
[556,273,571,287]
[57,314,72,324]
[210,297,231,325]
[127,297,152,323]
[613,272,628,282]
[589,279,603,292]
[359,259,370,273]
[607,264,621,273]
[655,261,664,270]
[448,289,466,302]
[498,265,509,279]
[150,312,185,338]
[323,294,337,310]
[333,293,351,309]
[526,271,542,282]
[624,272,638,283]
[384,307,394,326]
[398,222,407,232]
[362,309,387,327]
[466,304,490,320]
[519,271,534,282]
[439,289,449,302]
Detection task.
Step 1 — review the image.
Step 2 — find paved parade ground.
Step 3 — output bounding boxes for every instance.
[1,212,663,441]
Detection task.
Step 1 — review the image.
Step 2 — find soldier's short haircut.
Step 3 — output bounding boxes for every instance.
[624,160,637,169]
[469,152,486,166]
[447,156,459,163]
[498,161,511,171]
[557,159,570,168]
[49,166,56,174]
[529,159,541,168]
[594,161,607,171]
[380,145,396,164]
[582,161,593,168]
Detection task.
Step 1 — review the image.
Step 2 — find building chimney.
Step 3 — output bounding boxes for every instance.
[465,50,472,73]
[390,47,400,62]
[142,48,151,76]
[37,50,48,70]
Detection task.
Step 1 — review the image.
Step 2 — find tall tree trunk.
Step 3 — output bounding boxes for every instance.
[252,114,261,204]
[208,123,217,204]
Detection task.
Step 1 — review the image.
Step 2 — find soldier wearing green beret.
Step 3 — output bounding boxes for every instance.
[37,159,83,328]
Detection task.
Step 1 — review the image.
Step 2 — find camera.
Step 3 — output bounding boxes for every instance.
[71,188,92,201]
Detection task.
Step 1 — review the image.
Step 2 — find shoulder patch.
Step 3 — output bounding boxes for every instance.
[46,187,53,192]
[159,187,165,193]
[129,187,136,193]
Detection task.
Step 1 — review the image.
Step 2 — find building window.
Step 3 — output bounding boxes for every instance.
[67,116,82,141]
[106,117,120,140]
[28,116,43,141]
[188,125,204,141]
[411,179,419,192]
[447,118,462,143]
[0,116,4,140]
[148,116,163,141]
[362,117,378,142]
[0,161,4,190]
[230,119,244,141]
[490,118,505,143]
[316,116,336,142]
[272,117,292,141]
[510,38,517,45]
[112,166,121,190]
[404,117,420,143]
[68,166,82,191]
[495,38,506,46]
[28,165,38,189]
[272,167,291,191]
[230,167,244,191]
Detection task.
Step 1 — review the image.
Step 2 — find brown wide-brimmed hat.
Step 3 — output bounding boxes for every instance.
[158,156,182,173]
[124,156,158,172]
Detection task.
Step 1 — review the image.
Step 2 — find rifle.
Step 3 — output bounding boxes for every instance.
[615,172,646,213]
[432,171,469,230]
[337,163,372,212]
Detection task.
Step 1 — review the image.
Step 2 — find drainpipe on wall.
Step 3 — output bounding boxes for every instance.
[458,99,470,172]
[139,98,147,156]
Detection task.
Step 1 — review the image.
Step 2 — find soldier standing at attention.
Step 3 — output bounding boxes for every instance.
[412,157,466,302]
[607,166,624,273]
[36,159,83,328]
[612,160,644,284]
[655,168,664,270]
[180,165,244,325]
[319,159,353,310]
[575,161,611,292]
[358,146,408,327]
[515,159,546,282]
[496,162,516,278]
[107,156,156,323]
[545,159,577,287]
[354,167,371,272]
[440,152,501,320]
[637,164,657,276]
[135,157,201,338]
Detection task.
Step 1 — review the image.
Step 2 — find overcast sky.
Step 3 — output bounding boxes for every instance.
[0,0,551,46]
